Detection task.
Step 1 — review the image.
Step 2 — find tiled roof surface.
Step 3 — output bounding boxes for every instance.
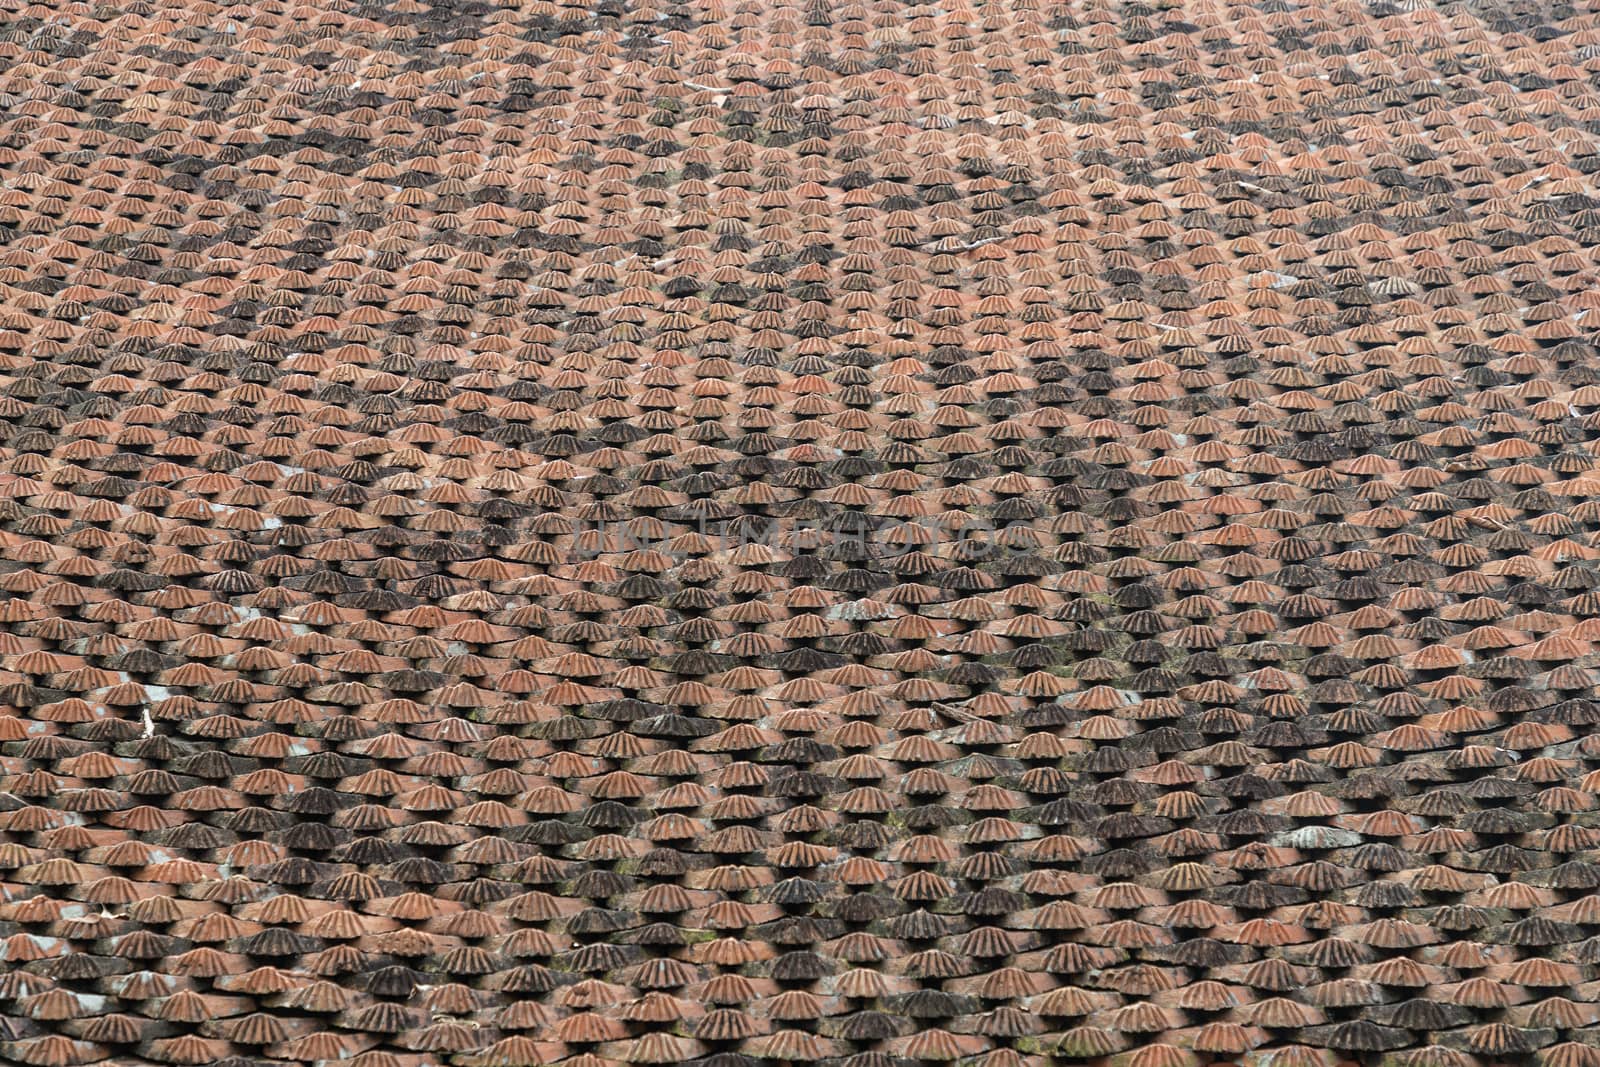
[2,0,1600,1066]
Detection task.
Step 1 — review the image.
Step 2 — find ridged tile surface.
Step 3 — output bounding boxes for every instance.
[1,2,1600,1067]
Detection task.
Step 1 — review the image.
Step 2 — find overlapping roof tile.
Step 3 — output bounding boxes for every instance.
[2,0,1600,1066]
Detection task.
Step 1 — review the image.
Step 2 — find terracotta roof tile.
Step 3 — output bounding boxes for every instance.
[0,0,1598,1063]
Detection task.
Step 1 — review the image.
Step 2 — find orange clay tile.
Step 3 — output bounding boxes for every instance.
[0,1,1598,1067]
